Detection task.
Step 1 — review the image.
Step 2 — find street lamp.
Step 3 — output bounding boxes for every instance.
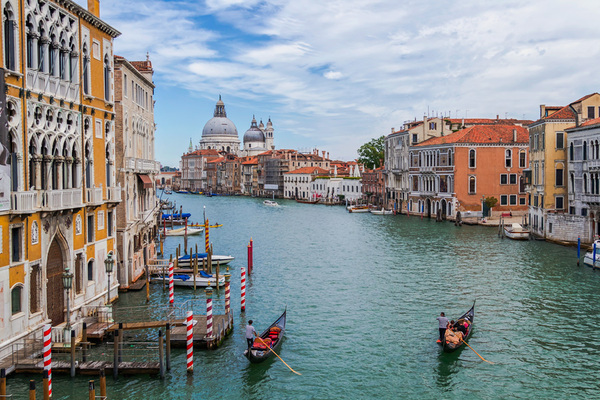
[104,252,114,304]
[62,267,74,331]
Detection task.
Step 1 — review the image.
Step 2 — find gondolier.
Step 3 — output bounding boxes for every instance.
[246,320,257,349]
[436,312,449,343]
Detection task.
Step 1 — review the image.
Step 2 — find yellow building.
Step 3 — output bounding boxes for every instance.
[527,93,600,237]
[0,0,121,355]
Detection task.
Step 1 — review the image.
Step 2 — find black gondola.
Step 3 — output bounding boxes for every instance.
[441,302,475,352]
[244,310,286,363]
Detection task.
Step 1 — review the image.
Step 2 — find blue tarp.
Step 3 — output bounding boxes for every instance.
[161,213,192,219]
[199,270,213,278]
[178,253,209,261]
[173,274,191,281]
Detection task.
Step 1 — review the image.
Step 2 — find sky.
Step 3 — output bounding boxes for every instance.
[75,0,600,167]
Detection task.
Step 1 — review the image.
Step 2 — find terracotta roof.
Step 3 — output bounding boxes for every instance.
[285,166,329,175]
[566,117,600,131]
[447,118,534,125]
[242,157,258,165]
[207,157,225,164]
[415,125,529,146]
[572,93,598,104]
[184,149,220,157]
[130,60,153,72]
[541,105,575,121]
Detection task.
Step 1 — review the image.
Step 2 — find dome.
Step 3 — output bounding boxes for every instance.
[243,116,265,143]
[201,97,238,137]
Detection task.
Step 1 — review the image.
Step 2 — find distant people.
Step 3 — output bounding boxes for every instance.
[436,312,449,343]
[245,320,257,349]
[455,321,467,336]
[445,325,463,345]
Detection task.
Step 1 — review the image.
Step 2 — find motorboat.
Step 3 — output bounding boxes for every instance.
[503,223,530,240]
[176,190,189,194]
[370,208,394,215]
[150,271,225,287]
[583,240,600,268]
[348,205,370,213]
[263,200,279,206]
[177,252,235,267]
[164,227,203,236]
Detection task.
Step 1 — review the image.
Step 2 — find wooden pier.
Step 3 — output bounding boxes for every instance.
[14,360,160,376]
[170,313,233,349]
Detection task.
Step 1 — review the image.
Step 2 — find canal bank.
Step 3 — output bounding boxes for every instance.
[5,194,600,399]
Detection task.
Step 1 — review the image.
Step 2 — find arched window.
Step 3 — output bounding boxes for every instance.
[505,149,512,168]
[37,23,46,72]
[519,150,526,168]
[11,285,22,315]
[469,149,476,168]
[25,16,35,69]
[82,45,90,94]
[3,6,16,71]
[569,143,574,161]
[596,141,599,160]
[103,55,111,100]
[583,141,587,161]
[87,260,94,281]
[468,176,476,194]
[570,173,575,193]
[59,40,68,80]
[584,173,588,193]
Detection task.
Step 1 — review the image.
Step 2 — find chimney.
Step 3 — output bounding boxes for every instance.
[496,114,499,120]
[540,104,546,118]
[327,152,329,159]
[513,128,517,142]
[322,150,326,158]
[391,127,394,133]
[87,0,100,17]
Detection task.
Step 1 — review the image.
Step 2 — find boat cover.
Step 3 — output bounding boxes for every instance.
[178,253,209,261]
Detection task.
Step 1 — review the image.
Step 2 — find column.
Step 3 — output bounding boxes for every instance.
[33,155,42,190]
[73,157,81,188]
[54,156,64,190]
[65,157,73,189]
[43,155,53,190]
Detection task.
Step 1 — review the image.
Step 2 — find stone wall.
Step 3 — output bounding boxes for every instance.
[545,213,591,244]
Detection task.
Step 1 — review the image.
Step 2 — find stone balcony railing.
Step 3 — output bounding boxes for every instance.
[41,188,83,210]
[11,191,38,213]
[26,70,78,102]
[125,157,160,174]
[86,187,103,204]
[106,185,122,203]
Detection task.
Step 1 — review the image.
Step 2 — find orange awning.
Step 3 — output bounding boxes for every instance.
[138,174,153,188]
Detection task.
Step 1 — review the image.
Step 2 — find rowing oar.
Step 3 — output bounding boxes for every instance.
[256,336,302,375]
[459,337,494,365]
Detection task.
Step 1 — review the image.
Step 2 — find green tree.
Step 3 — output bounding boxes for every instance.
[357,136,385,169]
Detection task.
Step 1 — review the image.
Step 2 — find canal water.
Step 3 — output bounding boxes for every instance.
[8,194,600,399]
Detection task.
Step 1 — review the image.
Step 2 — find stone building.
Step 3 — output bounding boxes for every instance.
[283,166,329,200]
[241,116,274,157]
[113,54,159,289]
[180,148,219,191]
[198,96,240,154]
[0,0,120,357]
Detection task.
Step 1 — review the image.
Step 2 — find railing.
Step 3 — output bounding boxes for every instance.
[106,186,122,202]
[581,194,600,204]
[139,209,155,223]
[86,187,103,204]
[125,157,160,173]
[11,191,38,213]
[41,188,83,210]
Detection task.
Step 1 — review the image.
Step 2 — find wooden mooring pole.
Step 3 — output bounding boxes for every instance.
[166,323,172,371]
[159,329,165,379]
[70,329,76,377]
[88,380,95,400]
[118,323,124,363]
[82,322,88,362]
[0,368,6,397]
[113,330,119,379]
[100,369,107,398]
[43,369,49,400]
[29,380,35,400]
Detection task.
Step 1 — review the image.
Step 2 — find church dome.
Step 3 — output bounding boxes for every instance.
[202,96,238,137]
[243,116,265,143]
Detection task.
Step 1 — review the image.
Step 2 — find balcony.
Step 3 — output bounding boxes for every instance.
[581,194,600,204]
[41,188,83,211]
[26,70,78,102]
[125,157,160,174]
[11,191,39,213]
[86,187,103,205]
[106,185,122,203]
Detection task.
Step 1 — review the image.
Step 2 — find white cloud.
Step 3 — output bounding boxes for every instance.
[324,71,343,80]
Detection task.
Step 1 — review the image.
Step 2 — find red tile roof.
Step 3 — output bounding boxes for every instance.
[285,166,329,175]
[241,157,258,165]
[541,105,575,120]
[130,60,153,72]
[207,157,225,163]
[415,125,529,146]
[184,149,220,156]
[566,117,600,130]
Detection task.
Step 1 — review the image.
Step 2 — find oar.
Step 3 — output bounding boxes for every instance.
[459,337,495,365]
[255,336,302,375]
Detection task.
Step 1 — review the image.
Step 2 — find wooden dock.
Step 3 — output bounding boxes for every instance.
[14,360,160,376]
[170,313,233,349]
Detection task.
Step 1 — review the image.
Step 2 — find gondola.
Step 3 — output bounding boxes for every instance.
[244,310,286,363]
[441,302,475,353]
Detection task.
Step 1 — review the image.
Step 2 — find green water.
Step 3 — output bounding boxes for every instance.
[7,195,600,399]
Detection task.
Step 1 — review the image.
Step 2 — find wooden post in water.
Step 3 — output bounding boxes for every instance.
[88,380,95,400]
[43,370,49,400]
[118,323,124,363]
[146,261,150,303]
[70,329,76,377]
[82,322,88,362]
[184,218,188,254]
[166,323,172,371]
[216,261,220,292]
[113,330,119,379]
[29,380,36,400]
[193,252,198,293]
[158,329,165,379]
[0,368,6,397]
[99,369,107,398]
[577,236,581,266]
[202,258,206,273]
[209,244,213,274]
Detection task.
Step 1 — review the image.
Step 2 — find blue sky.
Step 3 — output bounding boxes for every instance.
[76,0,600,167]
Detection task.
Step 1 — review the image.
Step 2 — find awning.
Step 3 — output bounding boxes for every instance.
[138,174,153,188]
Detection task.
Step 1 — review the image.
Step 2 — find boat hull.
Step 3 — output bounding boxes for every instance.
[177,254,235,267]
[150,274,225,287]
[245,310,286,363]
[504,228,530,240]
[441,302,475,353]
[165,227,203,236]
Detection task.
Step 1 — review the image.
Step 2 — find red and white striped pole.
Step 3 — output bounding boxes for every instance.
[224,274,231,315]
[168,262,174,305]
[241,267,246,313]
[186,311,193,372]
[206,286,213,338]
[247,238,253,274]
[43,324,52,397]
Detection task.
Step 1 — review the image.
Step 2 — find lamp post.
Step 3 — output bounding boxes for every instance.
[62,267,74,332]
[104,252,114,304]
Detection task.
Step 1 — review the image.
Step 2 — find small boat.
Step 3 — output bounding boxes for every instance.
[441,302,475,353]
[296,199,319,204]
[504,223,530,240]
[583,240,600,268]
[348,205,370,213]
[164,189,173,195]
[177,253,235,267]
[150,271,225,287]
[164,227,203,236]
[263,200,279,206]
[176,190,189,194]
[370,208,393,215]
[162,212,192,220]
[244,309,286,363]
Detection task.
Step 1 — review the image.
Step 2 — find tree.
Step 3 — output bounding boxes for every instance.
[357,136,385,169]
[484,196,498,209]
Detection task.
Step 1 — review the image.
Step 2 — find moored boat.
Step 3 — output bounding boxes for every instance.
[263,200,279,206]
[177,252,235,267]
[441,302,475,353]
[370,208,393,215]
[583,240,600,268]
[504,223,530,240]
[164,227,203,236]
[150,271,225,287]
[244,309,286,363]
[348,205,370,213]
[296,199,319,204]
